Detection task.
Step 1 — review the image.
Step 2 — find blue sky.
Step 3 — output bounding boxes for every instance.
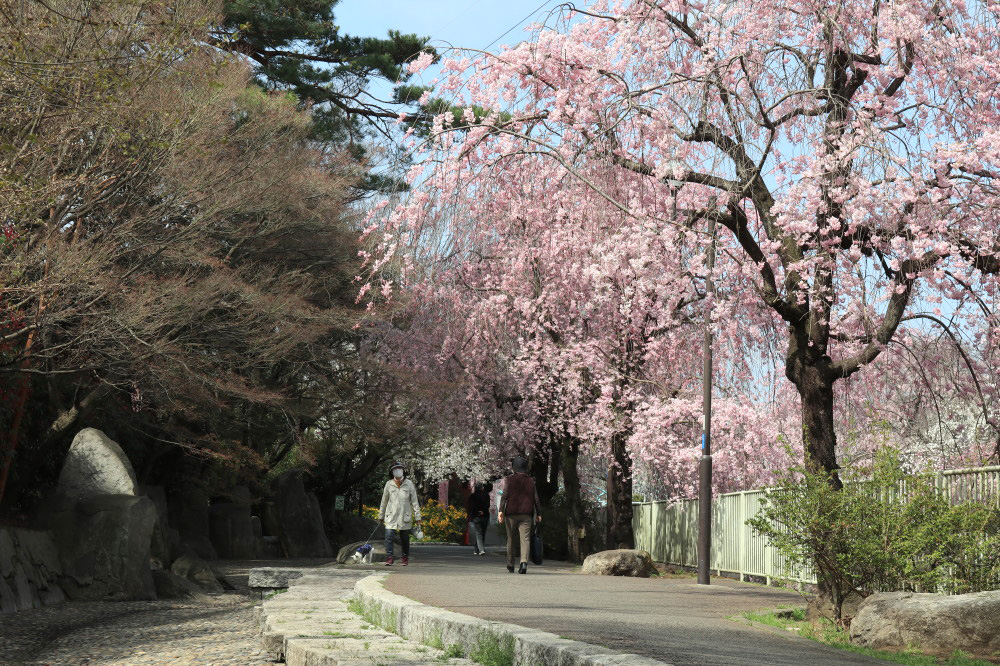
[335,0,559,57]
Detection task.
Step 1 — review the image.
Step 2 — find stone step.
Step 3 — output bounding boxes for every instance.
[253,567,475,666]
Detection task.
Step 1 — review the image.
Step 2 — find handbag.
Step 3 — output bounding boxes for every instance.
[529,523,543,565]
[412,525,424,540]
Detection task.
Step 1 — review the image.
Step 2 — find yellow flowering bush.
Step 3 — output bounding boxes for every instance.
[418,499,466,542]
[361,500,466,542]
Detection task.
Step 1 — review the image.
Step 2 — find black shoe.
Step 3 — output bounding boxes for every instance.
[518,562,527,574]
[506,564,515,573]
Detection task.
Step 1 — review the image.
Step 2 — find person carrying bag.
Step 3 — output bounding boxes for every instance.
[497,456,542,574]
[529,519,544,565]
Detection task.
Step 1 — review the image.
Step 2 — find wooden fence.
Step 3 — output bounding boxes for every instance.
[632,465,1000,585]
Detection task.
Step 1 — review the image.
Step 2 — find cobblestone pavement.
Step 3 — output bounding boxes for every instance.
[0,558,330,665]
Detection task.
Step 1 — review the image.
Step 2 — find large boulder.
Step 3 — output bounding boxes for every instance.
[0,528,65,613]
[582,549,654,578]
[142,485,171,567]
[261,502,283,548]
[807,590,865,621]
[209,503,257,559]
[151,568,209,601]
[851,591,1000,655]
[272,471,333,558]
[329,513,384,551]
[260,535,282,559]
[48,494,157,601]
[170,552,223,594]
[167,487,217,561]
[57,428,138,499]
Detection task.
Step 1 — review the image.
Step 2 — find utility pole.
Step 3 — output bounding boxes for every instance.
[697,215,717,586]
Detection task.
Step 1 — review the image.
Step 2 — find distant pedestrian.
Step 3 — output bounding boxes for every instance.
[497,456,541,574]
[466,481,491,555]
[378,462,422,566]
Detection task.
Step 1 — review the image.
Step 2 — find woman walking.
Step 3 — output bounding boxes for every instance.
[378,461,422,566]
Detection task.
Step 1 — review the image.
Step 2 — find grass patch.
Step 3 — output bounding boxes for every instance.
[438,643,465,660]
[346,597,398,633]
[321,630,363,638]
[469,629,515,666]
[741,610,994,665]
[744,608,806,628]
[426,629,445,650]
[649,564,699,580]
[348,594,515,666]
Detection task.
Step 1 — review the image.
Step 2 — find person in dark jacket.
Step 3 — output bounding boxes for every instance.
[466,482,491,555]
[497,456,541,574]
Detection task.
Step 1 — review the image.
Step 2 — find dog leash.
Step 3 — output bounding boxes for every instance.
[361,522,380,548]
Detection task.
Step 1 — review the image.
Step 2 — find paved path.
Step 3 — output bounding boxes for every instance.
[385,544,882,666]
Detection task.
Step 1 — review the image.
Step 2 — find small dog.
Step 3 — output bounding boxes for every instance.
[350,543,374,564]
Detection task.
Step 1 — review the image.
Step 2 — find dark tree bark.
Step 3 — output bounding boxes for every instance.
[560,434,585,562]
[605,430,634,549]
[791,368,842,489]
[39,383,111,449]
[530,446,560,505]
[785,323,844,489]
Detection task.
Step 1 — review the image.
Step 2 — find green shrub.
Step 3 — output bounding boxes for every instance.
[747,447,1000,619]
[919,499,1000,594]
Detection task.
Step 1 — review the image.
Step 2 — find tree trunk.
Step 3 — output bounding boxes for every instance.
[788,361,842,489]
[530,446,560,505]
[39,383,112,450]
[605,431,634,549]
[787,352,844,617]
[561,435,584,562]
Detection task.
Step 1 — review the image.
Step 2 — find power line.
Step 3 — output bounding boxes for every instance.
[482,0,557,52]
[431,0,488,39]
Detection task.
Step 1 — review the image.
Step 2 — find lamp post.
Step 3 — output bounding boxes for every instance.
[664,162,715,584]
[697,215,717,585]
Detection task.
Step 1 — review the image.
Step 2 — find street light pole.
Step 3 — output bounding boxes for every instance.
[697,215,717,586]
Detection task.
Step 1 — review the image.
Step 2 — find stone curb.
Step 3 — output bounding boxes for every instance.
[254,567,476,665]
[354,574,674,666]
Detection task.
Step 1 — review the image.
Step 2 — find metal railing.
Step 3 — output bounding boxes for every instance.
[632,466,1000,585]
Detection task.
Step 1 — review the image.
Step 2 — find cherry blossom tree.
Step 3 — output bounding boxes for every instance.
[834,329,1000,469]
[369,0,1000,496]
[368,145,797,549]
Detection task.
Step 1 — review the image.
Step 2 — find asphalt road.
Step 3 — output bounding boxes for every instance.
[385,544,882,666]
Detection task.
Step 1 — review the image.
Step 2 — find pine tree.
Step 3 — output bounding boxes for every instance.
[213,0,435,191]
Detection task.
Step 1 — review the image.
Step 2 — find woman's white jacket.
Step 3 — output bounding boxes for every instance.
[379,478,421,530]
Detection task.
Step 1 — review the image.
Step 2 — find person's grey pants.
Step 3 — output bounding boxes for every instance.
[505,513,532,566]
[470,516,488,553]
